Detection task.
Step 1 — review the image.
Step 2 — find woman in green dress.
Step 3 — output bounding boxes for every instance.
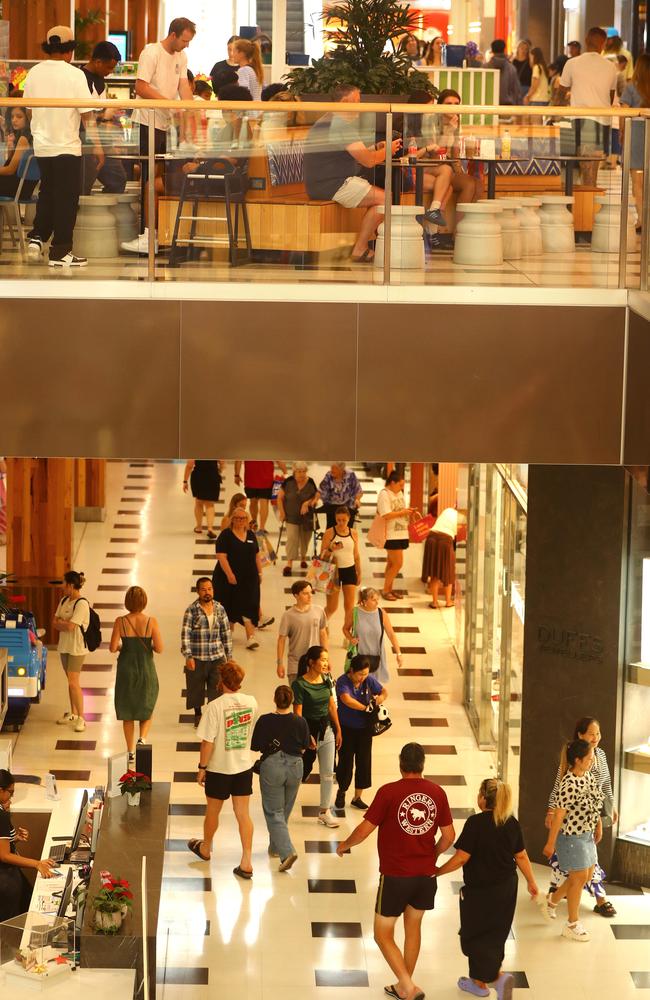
[109,586,163,765]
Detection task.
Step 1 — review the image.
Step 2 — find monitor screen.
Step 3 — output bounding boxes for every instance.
[71,790,89,851]
[108,30,128,62]
[57,868,74,919]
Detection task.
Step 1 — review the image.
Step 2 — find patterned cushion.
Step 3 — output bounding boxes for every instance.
[267,139,305,187]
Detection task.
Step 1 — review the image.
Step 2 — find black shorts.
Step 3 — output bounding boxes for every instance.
[245,486,273,500]
[385,539,409,551]
[204,768,253,800]
[375,874,437,917]
[337,565,358,587]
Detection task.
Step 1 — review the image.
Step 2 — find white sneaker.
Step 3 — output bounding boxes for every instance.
[246,638,259,650]
[27,238,43,260]
[74,717,86,733]
[537,893,558,921]
[48,253,87,267]
[121,229,158,255]
[318,809,340,829]
[57,712,77,725]
[562,920,590,942]
[279,853,298,872]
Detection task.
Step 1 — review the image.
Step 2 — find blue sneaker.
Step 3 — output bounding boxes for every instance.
[457,978,489,997]
[494,972,514,1000]
[423,207,447,227]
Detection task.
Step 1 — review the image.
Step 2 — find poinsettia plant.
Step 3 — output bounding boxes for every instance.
[92,872,134,914]
[118,771,152,795]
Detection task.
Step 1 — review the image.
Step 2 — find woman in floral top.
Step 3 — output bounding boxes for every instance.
[541,739,603,942]
[319,463,363,528]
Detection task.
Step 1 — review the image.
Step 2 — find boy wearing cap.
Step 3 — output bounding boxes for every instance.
[23,26,102,267]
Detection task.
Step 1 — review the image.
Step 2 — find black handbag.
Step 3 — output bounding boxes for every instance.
[253,738,281,775]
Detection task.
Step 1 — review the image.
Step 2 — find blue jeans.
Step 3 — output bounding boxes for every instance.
[316,726,336,810]
[259,752,303,859]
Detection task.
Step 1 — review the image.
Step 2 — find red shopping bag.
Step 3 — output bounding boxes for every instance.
[409,513,435,543]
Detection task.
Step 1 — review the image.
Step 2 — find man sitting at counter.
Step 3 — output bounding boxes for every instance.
[0,769,55,922]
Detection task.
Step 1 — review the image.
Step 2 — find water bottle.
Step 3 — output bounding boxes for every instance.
[501,129,511,159]
[407,135,417,186]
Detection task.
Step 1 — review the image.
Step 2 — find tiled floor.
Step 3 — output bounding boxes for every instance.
[6,461,650,999]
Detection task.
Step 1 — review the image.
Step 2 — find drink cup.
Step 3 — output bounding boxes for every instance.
[437,146,448,159]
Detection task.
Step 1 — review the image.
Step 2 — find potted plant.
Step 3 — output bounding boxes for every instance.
[118,770,152,806]
[91,873,133,934]
[285,0,434,97]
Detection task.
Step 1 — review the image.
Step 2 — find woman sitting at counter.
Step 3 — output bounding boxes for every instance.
[0,769,55,921]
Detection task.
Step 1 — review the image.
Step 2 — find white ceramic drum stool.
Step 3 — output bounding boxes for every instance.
[539,195,575,254]
[73,194,119,259]
[112,192,139,246]
[374,205,425,269]
[591,195,636,253]
[516,198,543,256]
[453,202,504,266]
[493,199,522,260]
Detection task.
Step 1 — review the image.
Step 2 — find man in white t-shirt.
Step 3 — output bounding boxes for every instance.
[23,25,101,267]
[121,16,195,255]
[277,580,329,684]
[559,26,617,185]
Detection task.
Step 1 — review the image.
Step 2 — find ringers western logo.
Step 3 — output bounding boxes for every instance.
[398,793,438,835]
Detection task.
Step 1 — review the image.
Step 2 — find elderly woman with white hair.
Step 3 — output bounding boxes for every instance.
[319,462,363,529]
[277,463,320,577]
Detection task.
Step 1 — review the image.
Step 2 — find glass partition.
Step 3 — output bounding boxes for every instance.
[0,97,644,289]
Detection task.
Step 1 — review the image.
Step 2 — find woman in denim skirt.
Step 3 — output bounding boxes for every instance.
[541,739,603,942]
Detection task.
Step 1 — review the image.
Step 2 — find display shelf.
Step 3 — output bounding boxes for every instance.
[624,746,650,774]
[627,661,650,686]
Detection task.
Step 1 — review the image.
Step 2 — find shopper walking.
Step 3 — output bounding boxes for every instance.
[541,738,603,941]
[319,463,363,527]
[337,743,455,1000]
[234,460,286,532]
[109,586,162,765]
[277,462,320,575]
[277,580,328,684]
[181,577,233,726]
[0,770,56,921]
[426,506,459,608]
[525,48,551,106]
[251,685,310,872]
[434,778,538,1000]
[53,570,90,732]
[212,507,263,650]
[292,646,342,828]
[334,655,388,811]
[377,471,414,601]
[189,662,258,879]
[220,492,248,530]
[344,587,403,684]
[320,507,361,622]
[121,17,195,254]
[545,716,617,917]
[23,25,101,267]
[620,53,650,234]
[512,40,532,101]
[183,459,224,538]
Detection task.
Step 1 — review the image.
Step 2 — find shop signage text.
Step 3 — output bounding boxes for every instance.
[537,624,604,662]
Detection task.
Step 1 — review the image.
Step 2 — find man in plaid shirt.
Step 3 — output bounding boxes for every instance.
[181,577,233,726]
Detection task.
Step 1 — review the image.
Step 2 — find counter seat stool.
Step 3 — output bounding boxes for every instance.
[374,205,425,269]
[453,202,504,266]
[515,198,543,256]
[112,192,139,246]
[73,193,119,259]
[539,195,575,254]
[169,158,251,267]
[591,195,637,254]
[484,198,522,260]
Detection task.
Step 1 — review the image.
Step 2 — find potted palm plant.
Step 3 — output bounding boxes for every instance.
[285,0,434,97]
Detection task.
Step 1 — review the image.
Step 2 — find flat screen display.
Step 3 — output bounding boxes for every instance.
[108,31,129,62]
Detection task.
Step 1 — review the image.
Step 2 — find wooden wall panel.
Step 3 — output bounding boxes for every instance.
[74,458,105,508]
[7,0,160,60]
[5,458,73,578]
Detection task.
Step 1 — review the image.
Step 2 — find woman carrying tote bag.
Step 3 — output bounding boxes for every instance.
[343,587,402,684]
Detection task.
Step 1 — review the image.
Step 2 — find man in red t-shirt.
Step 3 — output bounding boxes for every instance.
[234,460,286,531]
[337,743,455,1000]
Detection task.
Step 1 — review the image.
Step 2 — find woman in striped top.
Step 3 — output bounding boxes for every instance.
[545,717,617,918]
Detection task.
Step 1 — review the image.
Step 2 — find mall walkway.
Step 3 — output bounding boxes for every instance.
[9,461,650,1000]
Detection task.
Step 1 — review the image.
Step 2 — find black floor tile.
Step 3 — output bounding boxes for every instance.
[130,462,154,467]
[101,568,131,574]
[109,537,139,543]
[308,879,356,893]
[369,556,385,561]
[409,718,449,727]
[631,972,650,987]
[507,972,529,988]
[176,742,201,752]
[421,745,457,755]
[55,740,97,751]
[119,498,145,503]
[83,663,113,672]
[98,585,128,592]
[117,510,141,515]
[311,921,362,938]
[305,841,349,854]
[195,554,216,559]
[398,668,434,677]
[385,607,414,614]
[612,925,650,939]
[14,774,41,785]
[394,626,420,633]
[451,807,475,818]
[93,603,123,609]
[156,968,209,986]
[113,523,140,529]
[403,692,440,701]
[106,552,137,559]
[50,769,91,781]
[162,877,211,892]
[173,772,198,782]
[603,882,645,895]
[373,572,403,579]
[302,805,345,818]
[424,774,467,785]
[315,970,369,988]
[401,646,427,654]
[127,474,152,479]
[168,804,205,816]
[179,714,199,724]
[124,485,149,490]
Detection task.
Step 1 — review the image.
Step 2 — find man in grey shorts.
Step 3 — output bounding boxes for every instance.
[181,577,232,726]
[304,83,402,262]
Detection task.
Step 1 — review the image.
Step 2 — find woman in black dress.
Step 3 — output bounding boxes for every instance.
[213,507,263,650]
[434,778,538,1000]
[183,460,223,538]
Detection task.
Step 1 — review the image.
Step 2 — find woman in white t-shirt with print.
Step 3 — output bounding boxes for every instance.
[377,471,415,601]
[52,570,90,733]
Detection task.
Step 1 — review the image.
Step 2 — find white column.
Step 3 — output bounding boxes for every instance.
[271,0,287,83]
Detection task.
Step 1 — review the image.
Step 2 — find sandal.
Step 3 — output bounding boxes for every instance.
[233,865,253,880]
[594,900,617,917]
[381,591,398,601]
[193,527,203,534]
[282,566,292,577]
[350,248,375,263]
[187,838,210,861]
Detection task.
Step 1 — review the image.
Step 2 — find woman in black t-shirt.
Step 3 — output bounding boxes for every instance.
[251,686,310,872]
[434,779,538,1000]
[0,769,56,921]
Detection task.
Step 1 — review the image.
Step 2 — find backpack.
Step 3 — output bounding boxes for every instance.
[70,597,102,652]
